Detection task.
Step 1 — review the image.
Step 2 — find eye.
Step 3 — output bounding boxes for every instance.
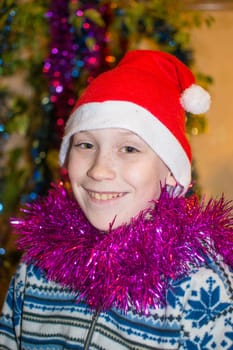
[74,142,94,149]
[121,146,139,153]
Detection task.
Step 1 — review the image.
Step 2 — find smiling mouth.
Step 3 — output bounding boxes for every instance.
[88,191,125,201]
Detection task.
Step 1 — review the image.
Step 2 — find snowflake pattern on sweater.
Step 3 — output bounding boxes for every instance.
[0,259,233,350]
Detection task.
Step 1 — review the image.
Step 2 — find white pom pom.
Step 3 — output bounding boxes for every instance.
[180,84,211,114]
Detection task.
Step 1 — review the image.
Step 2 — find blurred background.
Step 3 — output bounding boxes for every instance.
[1,0,233,306]
[190,8,233,201]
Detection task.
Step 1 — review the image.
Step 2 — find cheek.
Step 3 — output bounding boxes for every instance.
[135,160,168,195]
[122,164,155,200]
[67,156,82,185]
[67,160,76,181]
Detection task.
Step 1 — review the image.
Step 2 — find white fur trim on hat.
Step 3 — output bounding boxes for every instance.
[60,101,191,191]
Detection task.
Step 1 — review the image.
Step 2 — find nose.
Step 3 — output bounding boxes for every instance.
[87,151,116,181]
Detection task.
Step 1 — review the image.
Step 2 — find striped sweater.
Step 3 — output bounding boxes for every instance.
[0,260,233,350]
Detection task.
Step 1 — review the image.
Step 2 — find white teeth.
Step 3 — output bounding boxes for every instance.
[89,191,123,201]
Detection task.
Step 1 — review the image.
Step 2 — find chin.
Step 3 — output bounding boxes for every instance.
[89,217,127,232]
[91,221,117,232]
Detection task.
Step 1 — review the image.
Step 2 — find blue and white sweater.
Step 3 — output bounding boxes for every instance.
[1,259,233,350]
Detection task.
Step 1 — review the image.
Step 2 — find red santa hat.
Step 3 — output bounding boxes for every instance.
[60,50,210,192]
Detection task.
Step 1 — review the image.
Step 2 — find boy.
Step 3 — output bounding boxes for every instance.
[0,50,233,349]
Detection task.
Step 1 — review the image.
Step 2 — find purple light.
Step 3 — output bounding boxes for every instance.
[51,47,59,54]
[76,10,83,16]
[56,85,63,93]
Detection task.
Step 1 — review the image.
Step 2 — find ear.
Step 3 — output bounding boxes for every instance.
[165,172,176,187]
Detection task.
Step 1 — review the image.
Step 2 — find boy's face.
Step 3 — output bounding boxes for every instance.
[68,128,171,231]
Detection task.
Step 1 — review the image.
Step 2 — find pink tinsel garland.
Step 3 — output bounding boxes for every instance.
[12,183,233,315]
